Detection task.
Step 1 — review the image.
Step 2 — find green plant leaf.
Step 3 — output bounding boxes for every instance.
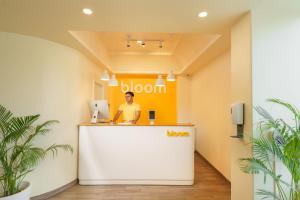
[46,144,73,157]
[0,105,13,135]
[4,115,40,143]
[256,189,282,200]
[240,99,300,199]
[0,105,72,197]
[267,98,300,118]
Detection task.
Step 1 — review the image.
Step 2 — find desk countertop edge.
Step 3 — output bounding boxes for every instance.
[79,123,195,127]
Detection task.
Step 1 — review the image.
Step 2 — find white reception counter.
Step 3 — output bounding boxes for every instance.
[78,123,195,185]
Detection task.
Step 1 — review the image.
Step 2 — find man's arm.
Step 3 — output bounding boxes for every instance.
[112,110,122,123]
[131,111,141,124]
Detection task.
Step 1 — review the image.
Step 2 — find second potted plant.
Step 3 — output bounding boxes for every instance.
[240,99,300,200]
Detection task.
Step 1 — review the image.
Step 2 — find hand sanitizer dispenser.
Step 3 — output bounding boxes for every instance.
[231,102,244,138]
[231,102,244,125]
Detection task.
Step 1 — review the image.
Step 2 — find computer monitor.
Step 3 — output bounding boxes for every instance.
[90,100,110,123]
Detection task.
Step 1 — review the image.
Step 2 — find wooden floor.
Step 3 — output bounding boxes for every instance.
[49,153,231,200]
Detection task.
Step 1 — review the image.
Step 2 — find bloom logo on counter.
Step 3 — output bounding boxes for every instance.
[167,130,190,137]
[121,80,166,94]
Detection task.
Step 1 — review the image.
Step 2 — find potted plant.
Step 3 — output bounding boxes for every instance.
[240,99,300,200]
[0,105,73,199]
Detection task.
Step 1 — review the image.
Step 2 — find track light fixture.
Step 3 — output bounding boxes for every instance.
[125,39,164,48]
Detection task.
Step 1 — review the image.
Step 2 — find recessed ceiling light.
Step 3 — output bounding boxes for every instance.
[137,40,143,44]
[83,8,93,15]
[198,11,208,18]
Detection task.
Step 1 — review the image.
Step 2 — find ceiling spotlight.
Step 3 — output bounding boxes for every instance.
[137,40,143,44]
[159,41,163,48]
[126,40,131,48]
[198,11,208,18]
[82,8,93,15]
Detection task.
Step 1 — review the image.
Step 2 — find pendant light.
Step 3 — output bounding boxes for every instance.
[155,75,165,87]
[109,74,119,86]
[100,70,110,81]
[167,70,176,82]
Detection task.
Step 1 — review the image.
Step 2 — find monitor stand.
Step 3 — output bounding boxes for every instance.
[91,109,99,123]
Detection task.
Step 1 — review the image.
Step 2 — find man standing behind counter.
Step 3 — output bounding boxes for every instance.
[112,91,141,124]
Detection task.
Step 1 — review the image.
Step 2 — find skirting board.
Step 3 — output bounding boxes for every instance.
[31,179,78,200]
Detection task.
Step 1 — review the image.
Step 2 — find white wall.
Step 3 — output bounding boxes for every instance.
[191,51,231,180]
[0,32,104,196]
[251,0,300,198]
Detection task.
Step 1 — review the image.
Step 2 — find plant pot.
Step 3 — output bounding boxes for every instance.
[0,182,31,200]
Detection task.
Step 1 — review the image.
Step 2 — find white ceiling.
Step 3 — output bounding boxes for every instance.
[0,0,262,74]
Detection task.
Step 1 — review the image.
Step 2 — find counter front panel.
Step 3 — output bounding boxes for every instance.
[79,124,195,185]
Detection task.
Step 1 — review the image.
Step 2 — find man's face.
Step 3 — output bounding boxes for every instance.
[125,94,133,103]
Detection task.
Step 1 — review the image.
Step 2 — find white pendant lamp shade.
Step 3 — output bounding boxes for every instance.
[167,70,176,82]
[155,75,165,87]
[100,70,110,81]
[109,74,119,86]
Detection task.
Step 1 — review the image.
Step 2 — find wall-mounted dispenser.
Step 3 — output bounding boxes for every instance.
[230,102,244,138]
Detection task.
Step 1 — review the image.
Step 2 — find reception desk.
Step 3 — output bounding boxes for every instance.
[78,123,195,185]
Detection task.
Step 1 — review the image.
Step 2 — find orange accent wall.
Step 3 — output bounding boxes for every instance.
[108,74,177,124]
